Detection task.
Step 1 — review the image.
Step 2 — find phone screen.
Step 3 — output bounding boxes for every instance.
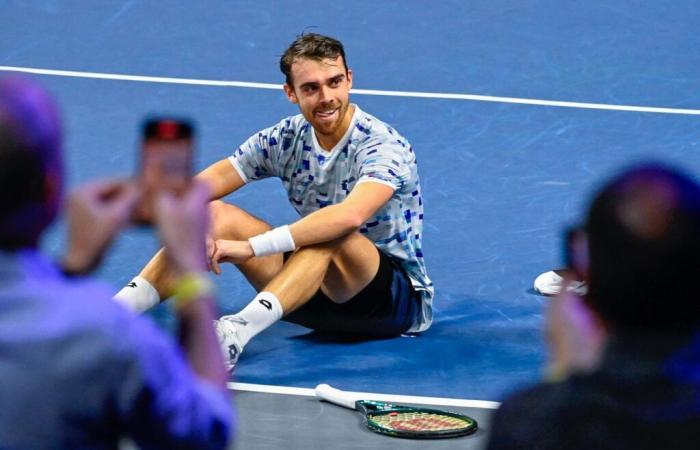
[134,118,194,225]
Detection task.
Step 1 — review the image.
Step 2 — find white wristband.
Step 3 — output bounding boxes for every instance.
[248,225,296,257]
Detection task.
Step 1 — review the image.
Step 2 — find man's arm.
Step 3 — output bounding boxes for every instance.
[61,180,232,447]
[154,181,228,387]
[195,158,246,200]
[289,181,394,246]
[211,181,394,267]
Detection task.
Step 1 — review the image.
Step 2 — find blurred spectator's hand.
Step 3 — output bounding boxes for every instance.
[62,180,138,274]
[154,180,211,276]
[546,282,607,381]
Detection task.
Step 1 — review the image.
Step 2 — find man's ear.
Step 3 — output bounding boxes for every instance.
[283,83,298,104]
[346,69,353,90]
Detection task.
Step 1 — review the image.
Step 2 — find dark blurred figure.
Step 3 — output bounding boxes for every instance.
[0,77,233,449]
[488,163,700,450]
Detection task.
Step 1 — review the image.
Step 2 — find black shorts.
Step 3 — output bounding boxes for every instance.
[282,250,421,337]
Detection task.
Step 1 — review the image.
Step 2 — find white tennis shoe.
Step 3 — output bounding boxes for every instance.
[213,315,246,372]
[533,270,588,296]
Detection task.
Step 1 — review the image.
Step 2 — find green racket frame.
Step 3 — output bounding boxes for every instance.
[357,400,478,439]
[315,384,478,439]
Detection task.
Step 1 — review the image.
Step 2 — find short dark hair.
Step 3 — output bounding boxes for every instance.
[585,163,700,332]
[279,33,348,86]
[0,78,62,250]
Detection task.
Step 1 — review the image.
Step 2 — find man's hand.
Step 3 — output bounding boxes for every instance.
[153,181,211,276]
[210,239,254,275]
[62,180,138,275]
[545,281,607,381]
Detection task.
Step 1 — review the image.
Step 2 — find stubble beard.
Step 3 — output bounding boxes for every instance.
[313,100,349,138]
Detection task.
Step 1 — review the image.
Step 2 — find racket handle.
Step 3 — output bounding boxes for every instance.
[315,384,358,410]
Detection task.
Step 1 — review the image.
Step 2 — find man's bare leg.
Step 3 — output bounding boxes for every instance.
[114,200,285,311]
[268,232,380,312]
[216,232,381,368]
[115,198,382,368]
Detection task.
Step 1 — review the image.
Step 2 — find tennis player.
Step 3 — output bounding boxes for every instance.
[115,33,433,370]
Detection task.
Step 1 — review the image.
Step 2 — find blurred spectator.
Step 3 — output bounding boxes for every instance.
[488,163,700,450]
[0,77,233,449]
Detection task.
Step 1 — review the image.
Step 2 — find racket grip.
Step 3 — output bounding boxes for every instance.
[315,384,358,410]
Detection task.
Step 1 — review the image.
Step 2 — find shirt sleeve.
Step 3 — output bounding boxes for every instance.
[354,134,414,192]
[228,120,290,183]
[113,314,233,450]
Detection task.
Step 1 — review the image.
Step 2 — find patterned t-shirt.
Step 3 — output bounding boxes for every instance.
[228,105,433,332]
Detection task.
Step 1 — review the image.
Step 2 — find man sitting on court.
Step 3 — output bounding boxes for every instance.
[0,77,232,449]
[115,33,433,370]
[487,163,700,449]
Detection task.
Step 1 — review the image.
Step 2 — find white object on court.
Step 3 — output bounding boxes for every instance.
[533,270,588,296]
[315,384,360,409]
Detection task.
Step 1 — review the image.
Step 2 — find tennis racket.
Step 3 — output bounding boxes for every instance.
[314,384,478,439]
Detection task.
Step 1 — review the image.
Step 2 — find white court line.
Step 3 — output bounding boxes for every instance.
[2,65,700,116]
[228,382,500,410]
[0,66,279,90]
[351,89,700,115]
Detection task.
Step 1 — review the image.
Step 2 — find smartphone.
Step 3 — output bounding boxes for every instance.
[133,117,194,225]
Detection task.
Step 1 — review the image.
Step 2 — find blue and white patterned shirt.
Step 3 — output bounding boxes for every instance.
[228,105,433,332]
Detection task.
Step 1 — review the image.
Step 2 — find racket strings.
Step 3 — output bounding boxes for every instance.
[369,411,472,432]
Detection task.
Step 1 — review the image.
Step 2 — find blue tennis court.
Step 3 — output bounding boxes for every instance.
[3,0,700,411]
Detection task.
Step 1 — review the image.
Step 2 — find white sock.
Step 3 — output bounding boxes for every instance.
[113,276,160,313]
[223,292,283,347]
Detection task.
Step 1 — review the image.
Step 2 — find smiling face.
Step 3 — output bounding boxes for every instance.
[283,56,354,150]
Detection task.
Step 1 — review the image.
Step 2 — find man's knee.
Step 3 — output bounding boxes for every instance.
[209,200,240,228]
[331,232,376,259]
[323,234,381,303]
[208,200,230,229]
[208,200,270,240]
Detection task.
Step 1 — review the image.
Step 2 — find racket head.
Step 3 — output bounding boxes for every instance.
[356,400,478,439]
